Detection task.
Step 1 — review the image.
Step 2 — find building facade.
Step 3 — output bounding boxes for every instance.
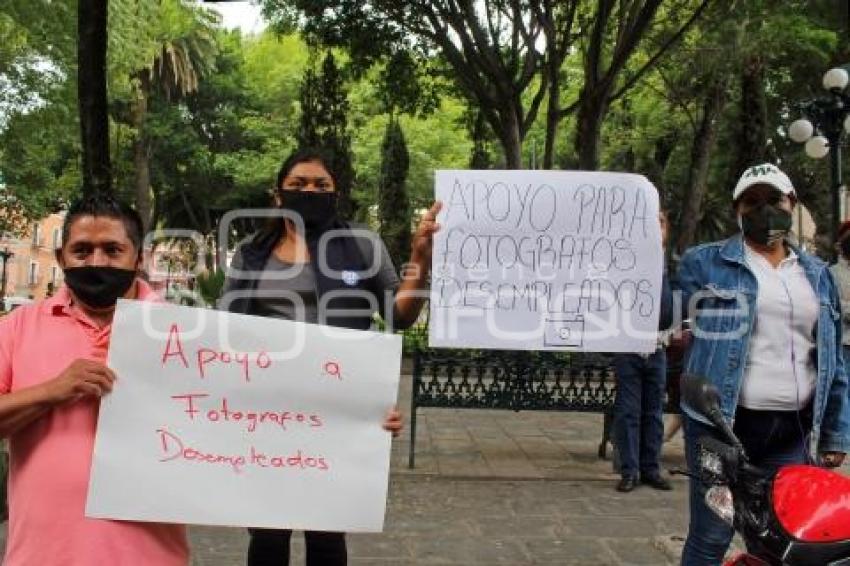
[0,212,65,302]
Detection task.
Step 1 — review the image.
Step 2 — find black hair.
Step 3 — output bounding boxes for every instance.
[275,147,339,191]
[62,193,144,254]
[249,147,341,248]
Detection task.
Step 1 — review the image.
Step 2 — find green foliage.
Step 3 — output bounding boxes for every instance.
[296,52,357,218]
[590,0,845,251]
[260,0,559,168]
[0,3,466,234]
[350,97,470,216]
[377,118,410,269]
[108,0,160,99]
[119,0,219,98]
[258,0,301,36]
[401,322,429,356]
[0,86,80,219]
[241,33,308,111]
[0,0,78,220]
[195,269,226,306]
[0,0,76,73]
[133,29,276,236]
[377,50,440,117]
[0,12,28,74]
[0,11,53,121]
[2,0,845,261]
[139,30,308,243]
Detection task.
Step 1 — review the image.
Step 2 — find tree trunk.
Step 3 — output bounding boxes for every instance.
[543,72,560,170]
[676,84,727,253]
[468,111,492,169]
[178,188,202,234]
[497,109,523,169]
[575,91,608,171]
[725,56,768,188]
[78,0,111,194]
[150,185,162,232]
[648,133,677,198]
[131,90,153,232]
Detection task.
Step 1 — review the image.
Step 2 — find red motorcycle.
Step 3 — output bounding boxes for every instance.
[680,375,850,566]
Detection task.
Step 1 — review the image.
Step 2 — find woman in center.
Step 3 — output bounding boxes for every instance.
[222,147,439,566]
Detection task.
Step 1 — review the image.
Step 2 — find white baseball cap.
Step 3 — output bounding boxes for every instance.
[732,163,796,201]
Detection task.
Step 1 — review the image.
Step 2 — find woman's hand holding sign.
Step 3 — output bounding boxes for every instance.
[382,407,403,438]
[394,201,443,329]
[411,201,443,266]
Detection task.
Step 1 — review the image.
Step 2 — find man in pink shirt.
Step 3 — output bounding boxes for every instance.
[0,195,188,565]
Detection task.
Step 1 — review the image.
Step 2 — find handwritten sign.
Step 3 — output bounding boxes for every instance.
[86,300,402,532]
[429,170,662,353]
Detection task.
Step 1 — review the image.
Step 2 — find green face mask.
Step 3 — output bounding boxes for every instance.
[739,204,792,247]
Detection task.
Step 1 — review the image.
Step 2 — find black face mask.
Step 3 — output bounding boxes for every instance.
[63,266,136,309]
[279,191,338,235]
[739,204,793,247]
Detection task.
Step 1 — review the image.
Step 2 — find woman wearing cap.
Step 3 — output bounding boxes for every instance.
[222,146,440,566]
[676,163,850,565]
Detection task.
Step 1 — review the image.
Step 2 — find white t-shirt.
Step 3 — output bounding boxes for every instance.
[739,244,818,411]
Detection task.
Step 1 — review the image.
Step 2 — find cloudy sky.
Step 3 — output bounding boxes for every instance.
[203,1,267,35]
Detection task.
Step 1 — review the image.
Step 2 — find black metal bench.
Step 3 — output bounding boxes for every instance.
[407,348,681,468]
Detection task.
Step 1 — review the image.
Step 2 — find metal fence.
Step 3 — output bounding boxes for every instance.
[405,328,685,468]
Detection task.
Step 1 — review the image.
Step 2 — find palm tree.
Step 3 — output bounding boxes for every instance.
[130,1,217,231]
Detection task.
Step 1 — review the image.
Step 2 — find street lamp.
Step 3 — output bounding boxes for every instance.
[0,247,14,308]
[787,64,850,257]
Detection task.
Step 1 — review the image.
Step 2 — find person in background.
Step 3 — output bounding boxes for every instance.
[0,194,188,566]
[662,323,691,444]
[677,163,850,565]
[662,248,693,447]
[830,220,850,365]
[222,146,439,566]
[612,210,674,492]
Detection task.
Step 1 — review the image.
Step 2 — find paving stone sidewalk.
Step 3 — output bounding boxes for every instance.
[190,476,690,565]
[2,375,696,565]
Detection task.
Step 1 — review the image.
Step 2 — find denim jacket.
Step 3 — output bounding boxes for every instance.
[676,233,850,453]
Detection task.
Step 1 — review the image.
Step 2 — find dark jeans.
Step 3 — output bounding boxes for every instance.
[247,529,347,566]
[680,405,812,566]
[613,350,667,479]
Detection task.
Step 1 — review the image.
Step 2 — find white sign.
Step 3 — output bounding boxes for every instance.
[429,170,662,353]
[86,300,402,532]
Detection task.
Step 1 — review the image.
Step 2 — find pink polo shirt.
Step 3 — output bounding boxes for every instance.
[0,282,189,566]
